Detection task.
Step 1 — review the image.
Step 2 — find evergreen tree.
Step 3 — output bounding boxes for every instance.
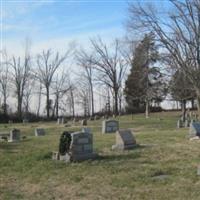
[124,34,166,116]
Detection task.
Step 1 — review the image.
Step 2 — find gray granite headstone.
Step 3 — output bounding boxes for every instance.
[102,120,119,134]
[189,122,200,137]
[8,129,21,142]
[112,129,137,150]
[177,119,183,128]
[35,128,45,136]
[69,131,97,161]
[82,127,91,134]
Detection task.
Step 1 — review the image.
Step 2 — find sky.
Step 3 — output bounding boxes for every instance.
[1,0,129,55]
[1,0,172,56]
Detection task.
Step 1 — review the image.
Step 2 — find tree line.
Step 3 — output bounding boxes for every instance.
[0,0,199,122]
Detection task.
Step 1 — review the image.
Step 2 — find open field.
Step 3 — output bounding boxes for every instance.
[1,111,200,200]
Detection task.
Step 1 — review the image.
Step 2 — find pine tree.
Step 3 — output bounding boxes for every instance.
[124,34,166,116]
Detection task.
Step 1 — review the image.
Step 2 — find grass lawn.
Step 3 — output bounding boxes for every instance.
[1,111,200,200]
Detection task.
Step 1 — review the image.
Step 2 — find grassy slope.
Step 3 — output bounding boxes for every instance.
[1,111,200,200]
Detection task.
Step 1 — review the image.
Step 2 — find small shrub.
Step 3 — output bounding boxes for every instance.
[59,131,72,155]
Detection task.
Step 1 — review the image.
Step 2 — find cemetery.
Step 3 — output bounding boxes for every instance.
[1,0,200,199]
[1,112,200,199]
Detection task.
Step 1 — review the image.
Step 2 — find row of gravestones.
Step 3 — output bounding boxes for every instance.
[0,128,46,142]
[52,119,137,162]
[177,114,198,128]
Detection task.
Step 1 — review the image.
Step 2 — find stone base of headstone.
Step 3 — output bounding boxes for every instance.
[52,152,70,162]
[71,153,98,162]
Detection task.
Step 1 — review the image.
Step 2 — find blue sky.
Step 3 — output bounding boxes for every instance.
[2,0,129,54]
[1,0,172,56]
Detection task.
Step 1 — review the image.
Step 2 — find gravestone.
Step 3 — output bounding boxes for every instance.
[61,117,67,124]
[8,129,20,142]
[52,130,97,162]
[82,127,91,134]
[23,119,29,124]
[189,122,200,138]
[184,119,190,128]
[35,128,45,136]
[94,115,100,120]
[102,120,119,134]
[8,120,13,124]
[112,129,137,150]
[57,117,62,125]
[177,119,183,128]
[70,131,97,161]
[81,119,87,126]
[73,118,79,123]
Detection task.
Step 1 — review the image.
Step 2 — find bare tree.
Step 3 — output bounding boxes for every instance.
[76,50,95,116]
[0,50,10,116]
[127,0,200,117]
[35,49,69,118]
[9,43,31,119]
[51,72,70,118]
[84,37,127,116]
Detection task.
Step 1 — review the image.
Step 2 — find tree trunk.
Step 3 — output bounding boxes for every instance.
[56,94,59,118]
[145,99,149,119]
[3,95,7,116]
[181,100,186,121]
[70,89,75,118]
[17,94,22,120]
[191,99,195,110]
[91,84,94,117]
[196,89,200,120]
[46,86,50,118]
[114,89,118,116]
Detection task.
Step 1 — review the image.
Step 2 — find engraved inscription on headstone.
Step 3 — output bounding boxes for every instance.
[35,128,45,136]
[189,122,200,138]
[112,129,136,150]
[102,120,119,134]
[8,129,21,142]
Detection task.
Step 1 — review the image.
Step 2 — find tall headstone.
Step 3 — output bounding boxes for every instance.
[8,129,20,142]
[81,119,87,126]
[57,117,62,125]
[189,122,200,138]
[70,131,97,161]
[35,128,45,136]
[177,119,183,128]
[102,120,119,134]
[112,129,137,150]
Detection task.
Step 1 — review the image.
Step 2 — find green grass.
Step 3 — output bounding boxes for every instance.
[1,111,200,200]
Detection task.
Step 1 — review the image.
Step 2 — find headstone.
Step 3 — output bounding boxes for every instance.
[8,129,20,142]
[57,117,62,125]
[89,117,94,121]
[102,120,119,134]
[112,129,137,150]
[94,115,100,120]
[23,119,29,124]
[35,128,45,136]
[189,122,200,138]
[70,131,97,161]
[81,119,87,126]
[8,120,13,124]
[184,119,190,128]
[73,118,79,123]
[177,119,183,128]
[82,127,91,134]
